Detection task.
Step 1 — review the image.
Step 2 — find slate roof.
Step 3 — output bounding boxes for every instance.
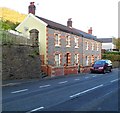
[98,38,112,43]
[36,16,101,42]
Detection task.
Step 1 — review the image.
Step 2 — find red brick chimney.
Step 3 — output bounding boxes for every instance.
[28,2,36,15]
[67,18,72,28]
[88,27,92,34]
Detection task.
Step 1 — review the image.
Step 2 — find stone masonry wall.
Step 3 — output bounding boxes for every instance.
[2,45,41,80]
[47,28,83,66]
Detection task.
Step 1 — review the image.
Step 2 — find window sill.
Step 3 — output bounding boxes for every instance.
[75,46,79,49]
[55,45,61,47]
[66,45,71,48]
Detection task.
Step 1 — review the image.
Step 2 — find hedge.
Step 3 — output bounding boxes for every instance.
[102,54,120,61]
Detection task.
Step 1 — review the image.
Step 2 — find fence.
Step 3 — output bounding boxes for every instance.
[0,30,33,46]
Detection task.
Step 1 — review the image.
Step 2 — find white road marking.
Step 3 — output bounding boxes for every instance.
[97,107,102,110]
[70,84,103,98]
[104,91,113,96]
[85,77,89,79]
[39,85,51,88]
[58,81,68,84]
[11,89,28,94]
[110,79,118,83]
[75,78,80,81]
[2,83,20,87]
[26,106,44,113]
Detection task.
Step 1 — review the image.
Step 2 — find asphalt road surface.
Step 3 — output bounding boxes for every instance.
[2,68,120,112]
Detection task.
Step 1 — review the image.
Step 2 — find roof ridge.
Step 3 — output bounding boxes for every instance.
[36,16,67,27]
[36,15,100,41]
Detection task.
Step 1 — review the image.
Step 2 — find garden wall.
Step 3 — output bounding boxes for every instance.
[2,45,41,80]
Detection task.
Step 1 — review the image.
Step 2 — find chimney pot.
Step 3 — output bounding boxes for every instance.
[88,27,92,34]
[67,18,72,28]
[28,2,36,15]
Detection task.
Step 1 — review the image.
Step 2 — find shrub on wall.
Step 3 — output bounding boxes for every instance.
[102,52,120,61]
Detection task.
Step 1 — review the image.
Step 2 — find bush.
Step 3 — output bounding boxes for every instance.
[102,54,120,61]
[105,51,120,55]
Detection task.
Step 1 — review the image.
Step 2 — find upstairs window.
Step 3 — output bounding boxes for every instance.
[66,35,70,47]
[91,42,94,50]
[75,37,79,48]
[55,54,60,66]
[55,33,60,46]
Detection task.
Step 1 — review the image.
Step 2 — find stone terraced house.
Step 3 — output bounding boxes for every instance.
[16,2,102,77]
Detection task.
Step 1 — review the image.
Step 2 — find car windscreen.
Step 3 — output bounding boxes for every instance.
[94,61,105,65]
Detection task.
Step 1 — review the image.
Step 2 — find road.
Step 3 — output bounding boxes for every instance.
[2,68,120,112]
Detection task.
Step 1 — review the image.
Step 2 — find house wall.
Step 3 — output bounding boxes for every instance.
[16,14,47,64]
[47,28,83,66]
[102,43,115,50]
[83,38,102,66]
[15,14,102,76]
[40,27,102,76]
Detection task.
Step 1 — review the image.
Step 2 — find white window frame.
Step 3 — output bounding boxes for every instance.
[55,54,60,66]
[97,56,99,60]
[66,35,71,47]
[75,37,79,48]
[55,33,61,47]
[74,54,79,64]
[92,42,94,50]
[86,56,89,66]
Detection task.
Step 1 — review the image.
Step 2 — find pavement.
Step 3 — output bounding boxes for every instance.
[2,73,86,87]
[2,67,119,87]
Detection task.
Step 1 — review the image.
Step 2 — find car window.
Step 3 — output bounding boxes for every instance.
[95,61,105,65]
[106,60,112,64]
[109,60,112,64]
[106,60,109,64]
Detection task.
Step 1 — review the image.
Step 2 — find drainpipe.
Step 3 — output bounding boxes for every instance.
[82,35,84,67]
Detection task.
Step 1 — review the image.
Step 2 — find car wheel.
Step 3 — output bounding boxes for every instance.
[90,71,93,73]
[103,69,106,74]
[109,67,112,72]
[103,70,105,74]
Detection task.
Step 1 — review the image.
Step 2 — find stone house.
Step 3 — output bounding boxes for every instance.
[16,2,102,76]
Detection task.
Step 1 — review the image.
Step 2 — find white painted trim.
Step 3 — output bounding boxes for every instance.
[30,13,48,26]
[15,13,48,30]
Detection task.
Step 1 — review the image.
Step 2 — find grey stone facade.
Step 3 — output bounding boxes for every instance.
[47,28,95,67]
[46,28,101,67]
[82,38,101,66]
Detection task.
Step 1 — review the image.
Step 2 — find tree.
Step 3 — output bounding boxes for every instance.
[0,20,11,30]
[0,20,19,30]
[115,38,120,50]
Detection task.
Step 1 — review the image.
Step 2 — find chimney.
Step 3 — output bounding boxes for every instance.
[88,27,92,34]
[28,2,36,15]
[67,18,72,28]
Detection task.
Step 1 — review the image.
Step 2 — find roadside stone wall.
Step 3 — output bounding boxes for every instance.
[2,45,41,80]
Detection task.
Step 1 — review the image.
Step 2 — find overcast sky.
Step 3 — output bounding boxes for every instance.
[0,0,119,38]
